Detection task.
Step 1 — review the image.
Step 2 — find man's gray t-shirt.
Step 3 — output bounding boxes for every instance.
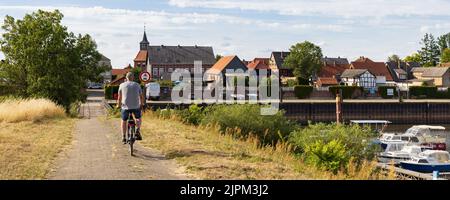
[118,81,142,110]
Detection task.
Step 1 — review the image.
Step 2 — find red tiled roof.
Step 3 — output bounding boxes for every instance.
[350,57,393,81]
[247,58,270,70]
[206,55,236,74]
[318,64,350,77]
[111,65,132,76]
[109,76,126,86]
[318,77,339,86]
[134,50,148,62]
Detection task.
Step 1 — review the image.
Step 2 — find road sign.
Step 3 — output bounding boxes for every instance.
[139,72,151,83]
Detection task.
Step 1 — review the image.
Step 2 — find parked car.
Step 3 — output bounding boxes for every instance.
[88,82,103,89]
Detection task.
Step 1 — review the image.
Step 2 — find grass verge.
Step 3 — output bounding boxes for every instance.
[133,112,391,180]
[0,118,76,179]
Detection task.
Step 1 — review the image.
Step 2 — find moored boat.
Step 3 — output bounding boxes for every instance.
[399,150,450,173]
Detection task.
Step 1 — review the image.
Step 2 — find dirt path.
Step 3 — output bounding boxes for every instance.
[47,90,187,180]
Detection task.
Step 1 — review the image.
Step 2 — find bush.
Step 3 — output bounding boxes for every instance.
[177,104,205,125]
[378,86,398,99]
[286,79,298,87]
[435,90,450,99]
[305,139,348,173]
[289,123,379,173]
[409,86,437,98]
[329,86,363,99]
[294,85,313,99]
[201,104,298,146]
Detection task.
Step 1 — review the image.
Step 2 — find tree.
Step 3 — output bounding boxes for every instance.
[215,54,223,62]
[418,33,440,67]
[441,48,450,63]
[284,41,323,84]
[438,33,450,53]
[387,54,402,63]
[404,53,422,63]
[0,10,104,110]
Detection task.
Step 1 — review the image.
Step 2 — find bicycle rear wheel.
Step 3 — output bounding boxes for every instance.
[129,126,135,156]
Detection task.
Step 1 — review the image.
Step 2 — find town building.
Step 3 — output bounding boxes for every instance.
[385,61,420,83]
[99,54,113,83]
[246,58,276,76]
[269,51,291,77]
[110,64,133,86]
[133,31,216,80]
[341,69,377,90]
[315,57,350,87]
[411,67,450,87]
[349,57,394,85]
[205,55,248,88]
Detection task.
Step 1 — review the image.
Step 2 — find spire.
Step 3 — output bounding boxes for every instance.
[140,25,149,50]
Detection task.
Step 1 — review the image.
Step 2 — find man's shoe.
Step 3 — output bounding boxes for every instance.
[122,137,127,144]
[136,129,142,140]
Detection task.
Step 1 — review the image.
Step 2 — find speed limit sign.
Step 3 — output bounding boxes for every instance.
[139,72,151,83]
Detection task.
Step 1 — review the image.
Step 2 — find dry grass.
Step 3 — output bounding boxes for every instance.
[0,118,76,179]
[133,112,392,180]
[0,98,66,123]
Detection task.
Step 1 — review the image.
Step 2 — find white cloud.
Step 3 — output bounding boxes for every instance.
[420,23,450,34]
[169,0,450,18]
[0,5,352,67]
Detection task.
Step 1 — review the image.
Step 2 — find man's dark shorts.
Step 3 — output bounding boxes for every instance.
[121,109,142,121]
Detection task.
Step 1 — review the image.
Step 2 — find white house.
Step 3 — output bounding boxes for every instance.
[341,69,377,90]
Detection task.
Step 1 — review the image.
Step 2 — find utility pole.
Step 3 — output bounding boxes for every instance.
[336,89,343,124]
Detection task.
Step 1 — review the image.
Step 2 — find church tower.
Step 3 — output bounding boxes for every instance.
[140,30,149,50]
[134,28,149,72]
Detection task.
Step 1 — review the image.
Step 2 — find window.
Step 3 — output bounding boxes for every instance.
[153,68,159,76]
[168,68,173,73]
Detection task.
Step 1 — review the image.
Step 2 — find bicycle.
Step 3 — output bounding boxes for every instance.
[126,112,137,156]
[125,106,146,156]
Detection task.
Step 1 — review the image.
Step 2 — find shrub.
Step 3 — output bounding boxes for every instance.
[294,85,313,99]
[177,104,205,125]
[305,139,348,173]
[0,98,66,122]
[409,86,437,98]
[378,86,398,99]
[201,104,298,146]
[435,90,450,99]
[329,86,363,99]
[286,79,298,87]
[289,123,379,172]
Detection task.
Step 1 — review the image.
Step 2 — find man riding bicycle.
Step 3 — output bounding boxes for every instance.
[117,72,145,144]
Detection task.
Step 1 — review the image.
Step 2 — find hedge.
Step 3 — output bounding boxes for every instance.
[378,86,398,99]
[294,85,313,99]
[409,86,437,99]
[329,86,363,99]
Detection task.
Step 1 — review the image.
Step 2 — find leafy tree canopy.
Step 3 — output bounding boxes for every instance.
[284,41,323,83]
[0,10,105,109]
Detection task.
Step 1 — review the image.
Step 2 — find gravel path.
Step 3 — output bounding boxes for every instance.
[47,90,187,180]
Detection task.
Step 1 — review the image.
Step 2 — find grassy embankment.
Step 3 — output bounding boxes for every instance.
[0,98,75,179]
[106,106,393,180]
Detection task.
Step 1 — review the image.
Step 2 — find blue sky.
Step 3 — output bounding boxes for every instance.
[1,0,450,68]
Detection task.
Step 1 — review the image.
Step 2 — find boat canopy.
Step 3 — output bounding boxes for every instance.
[404,125,446,137]
[350,120,392,124]
[420,150,450,162]
[410,125,445,130]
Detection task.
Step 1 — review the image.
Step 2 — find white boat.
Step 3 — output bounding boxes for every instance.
[378,142,422,165]
[403,125,447,150]
[400,150,450,173]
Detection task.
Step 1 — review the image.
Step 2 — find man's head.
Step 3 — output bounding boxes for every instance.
[126,72,134,81]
